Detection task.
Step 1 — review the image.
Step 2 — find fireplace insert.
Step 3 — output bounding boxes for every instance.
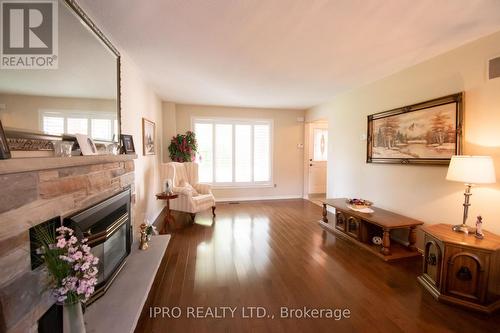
[64,187,132,304]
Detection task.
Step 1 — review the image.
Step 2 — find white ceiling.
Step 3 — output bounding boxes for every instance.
[78,0,500,109]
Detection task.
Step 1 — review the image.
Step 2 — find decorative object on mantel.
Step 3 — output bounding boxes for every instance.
[367,93,463,165]
[120,134,136,154]
[75,134,98,155]
[446,155,496,233]
[142,118,156,155]
[35,225,99,333]
[346,198,374,213]
[475,215,484,239]
[0,120,11,159]
[106,141,120,155]
[168,130,198,162]
[53,141,74,157]
[4,128,60,151]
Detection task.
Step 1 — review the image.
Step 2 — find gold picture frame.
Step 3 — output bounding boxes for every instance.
[367,93,463,165]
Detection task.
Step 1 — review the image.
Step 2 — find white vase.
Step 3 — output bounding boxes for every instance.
[63,302,86,333]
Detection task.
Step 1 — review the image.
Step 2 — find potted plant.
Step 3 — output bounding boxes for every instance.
[36,226,99,333]
[168,131,198,162]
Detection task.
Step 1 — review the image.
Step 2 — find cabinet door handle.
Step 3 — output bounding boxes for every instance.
[456,266,472,281]
[426,253,437,266]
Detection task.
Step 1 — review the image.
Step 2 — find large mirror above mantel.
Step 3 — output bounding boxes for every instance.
[0,0,120,157]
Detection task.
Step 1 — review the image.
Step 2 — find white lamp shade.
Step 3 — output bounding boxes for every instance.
[446,155,496,184]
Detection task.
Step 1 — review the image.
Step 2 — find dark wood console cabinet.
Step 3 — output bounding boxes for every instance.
[418,224,500,314]
[320,198,424,261]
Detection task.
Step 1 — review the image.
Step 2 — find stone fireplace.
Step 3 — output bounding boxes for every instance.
[0,155,136,333]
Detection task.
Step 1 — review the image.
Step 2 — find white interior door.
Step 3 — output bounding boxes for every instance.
[308,124,328,194]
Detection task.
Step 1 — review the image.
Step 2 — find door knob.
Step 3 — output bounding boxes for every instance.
[309,163,313,166]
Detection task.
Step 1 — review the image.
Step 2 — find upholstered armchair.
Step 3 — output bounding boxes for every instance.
[162,162,216,219]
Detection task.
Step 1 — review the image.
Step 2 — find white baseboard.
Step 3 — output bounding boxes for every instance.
[216,195,303,202]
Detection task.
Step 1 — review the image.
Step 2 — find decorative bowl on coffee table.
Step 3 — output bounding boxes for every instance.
[346,198,373,211]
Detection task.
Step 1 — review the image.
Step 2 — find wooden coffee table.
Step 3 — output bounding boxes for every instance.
[155,193,178,234]
[320,198,424,261]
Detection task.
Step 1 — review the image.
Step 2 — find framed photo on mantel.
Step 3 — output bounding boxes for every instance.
[120,134,136,155]
[367,93,463,165]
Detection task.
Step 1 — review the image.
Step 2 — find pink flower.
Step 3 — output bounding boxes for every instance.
[56,238,66,248]
[71,251,83,260]
[68,236,78,245]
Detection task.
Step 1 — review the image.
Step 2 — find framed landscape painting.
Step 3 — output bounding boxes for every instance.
[367,93,463,165]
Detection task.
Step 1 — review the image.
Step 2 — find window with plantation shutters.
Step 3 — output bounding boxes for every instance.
[193,118,273,186]
[41,110,117,141]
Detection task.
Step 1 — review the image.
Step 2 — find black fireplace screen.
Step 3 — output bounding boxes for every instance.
[64,187,132,304]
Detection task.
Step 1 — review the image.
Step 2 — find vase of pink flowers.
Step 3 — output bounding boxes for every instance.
[37,226,99,333]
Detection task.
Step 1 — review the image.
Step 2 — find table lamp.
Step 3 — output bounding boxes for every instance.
[446,155,496,233]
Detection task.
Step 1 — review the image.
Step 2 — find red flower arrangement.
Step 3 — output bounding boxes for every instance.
[168,131,198,162]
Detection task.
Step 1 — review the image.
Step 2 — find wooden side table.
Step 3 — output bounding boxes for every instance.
[418,223,500,314]
[155,193,178,234]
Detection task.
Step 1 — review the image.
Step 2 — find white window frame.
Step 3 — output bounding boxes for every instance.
[192,116,274,188]
[39,109,117,142]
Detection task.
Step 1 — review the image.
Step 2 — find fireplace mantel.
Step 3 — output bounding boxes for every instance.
[0,154,137,175]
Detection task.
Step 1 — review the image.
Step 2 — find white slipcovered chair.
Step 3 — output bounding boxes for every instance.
[161,162,216,219]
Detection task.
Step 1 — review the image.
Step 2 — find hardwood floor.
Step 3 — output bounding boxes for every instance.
[135,200,500,333]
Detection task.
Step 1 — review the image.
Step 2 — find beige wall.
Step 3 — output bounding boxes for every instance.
[162,101,177,163]
[0,93,116,132]
[306,30,500,240]
[164,103,305,200]
[121,55,165,229]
